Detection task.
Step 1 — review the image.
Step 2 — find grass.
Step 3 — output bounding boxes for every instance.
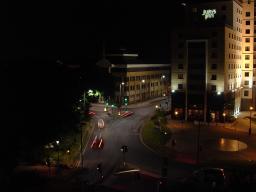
[141,117,172,154]
[45,121,93,167]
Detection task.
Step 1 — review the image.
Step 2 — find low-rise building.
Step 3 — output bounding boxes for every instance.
[97,50,170,104]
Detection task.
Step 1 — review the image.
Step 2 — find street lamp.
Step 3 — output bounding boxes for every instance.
[175,111,179,119]
[249,106,253,135]
[120,145,128,167]
[161,75,167,97]
[222,112,226,128]
[56,140,60,167]
[119,82,125,107]
[141,79,145,101]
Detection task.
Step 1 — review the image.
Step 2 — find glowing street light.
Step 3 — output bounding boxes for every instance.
[119,82,125,106]
[222,112,226,127]
[249,106,253,135]
[56,140,60,167]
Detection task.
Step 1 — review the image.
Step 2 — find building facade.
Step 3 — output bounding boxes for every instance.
[97,51,170,104]
[171,0,255,121]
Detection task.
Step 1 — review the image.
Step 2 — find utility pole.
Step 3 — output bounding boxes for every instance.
[80,91,85,168]
[249,106,253,136]
[196,121,201,164]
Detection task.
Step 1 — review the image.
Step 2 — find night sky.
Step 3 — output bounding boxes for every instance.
[7,0,193,64]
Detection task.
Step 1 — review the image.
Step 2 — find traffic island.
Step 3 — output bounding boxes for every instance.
[141,113,172,156]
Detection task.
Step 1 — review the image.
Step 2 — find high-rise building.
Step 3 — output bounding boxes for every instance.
[171,0,255,122]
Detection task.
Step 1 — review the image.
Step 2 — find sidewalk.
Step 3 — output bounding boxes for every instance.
[225,111,256,134]
[164,116,256,164]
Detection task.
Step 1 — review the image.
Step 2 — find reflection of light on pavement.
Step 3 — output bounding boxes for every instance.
[220,138,225,145]
[217,138,247,152]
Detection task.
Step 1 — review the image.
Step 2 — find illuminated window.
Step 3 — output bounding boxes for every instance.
[178,74,184,79]
[211,75,217,80]
[244,90,249,96]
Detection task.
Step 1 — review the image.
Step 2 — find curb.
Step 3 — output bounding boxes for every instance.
[75,118,96,168]
[138,117,163,157]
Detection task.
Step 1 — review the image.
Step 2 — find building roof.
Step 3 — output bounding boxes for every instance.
[105,54,143,64]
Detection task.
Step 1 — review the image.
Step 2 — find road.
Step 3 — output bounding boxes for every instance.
[81,97,194,185]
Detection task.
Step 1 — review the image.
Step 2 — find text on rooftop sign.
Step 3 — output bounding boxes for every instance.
[202,9,216,20]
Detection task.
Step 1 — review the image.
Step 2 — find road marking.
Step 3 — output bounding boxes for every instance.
[114,169,140,175]
[98,138,103,148]
[90,135,98,148]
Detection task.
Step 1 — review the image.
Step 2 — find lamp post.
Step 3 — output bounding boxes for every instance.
[80,92,86,168]
[56,140,60,167]
[141,79,145,101]
[196,120,201,164]
[119,82,125,108]
[249,106,253,135]
[80,122,84,168]
[175,111,178,116]
[120,145,128,167]
[222,112,226,128]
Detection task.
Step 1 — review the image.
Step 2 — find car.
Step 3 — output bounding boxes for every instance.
[185,167,226,191]
[87,111,96,116]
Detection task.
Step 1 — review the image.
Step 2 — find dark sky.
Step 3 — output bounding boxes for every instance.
[8,0,191,64]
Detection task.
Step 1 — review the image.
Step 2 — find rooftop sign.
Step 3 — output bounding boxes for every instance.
[202,9,216,20]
